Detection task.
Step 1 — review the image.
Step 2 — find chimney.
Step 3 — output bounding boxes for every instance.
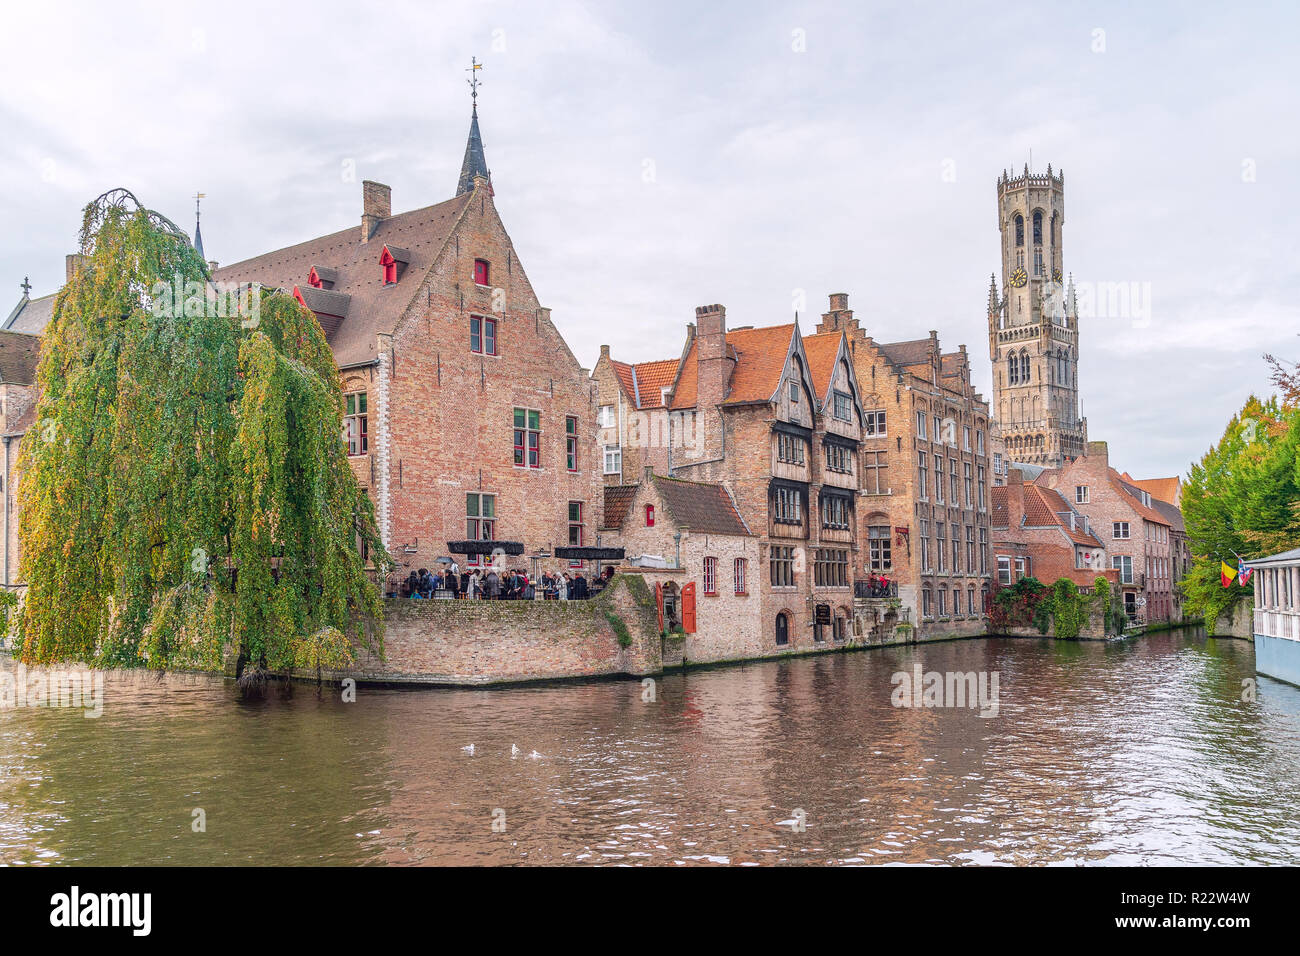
[361,180,391,242]
[600,344,611,361]
[65,253,88,283]
[1005,467,1025,530]
[207,260,219,272]
[817,292,859,336]
[693,304,732,459]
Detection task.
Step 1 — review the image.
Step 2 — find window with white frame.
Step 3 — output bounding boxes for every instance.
[598,404,616,428]
[1076,485,1089,503]
[734,557,747,595]
[865,410,886,436]
[603,444,622,475]
[703,556,717,595]
[1113,521,1130,539]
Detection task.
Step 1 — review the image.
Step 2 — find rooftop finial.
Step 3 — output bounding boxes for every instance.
[20,276,31,296]
[456,59,491,196]
[467,56,483,115]
[193,192,206,261]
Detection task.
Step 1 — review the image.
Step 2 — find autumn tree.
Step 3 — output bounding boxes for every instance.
[15,189,389,682]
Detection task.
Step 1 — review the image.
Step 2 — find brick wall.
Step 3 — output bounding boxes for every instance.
[342,574,660,685]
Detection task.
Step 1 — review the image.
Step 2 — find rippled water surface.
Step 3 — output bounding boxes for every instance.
[3,628,1299,865]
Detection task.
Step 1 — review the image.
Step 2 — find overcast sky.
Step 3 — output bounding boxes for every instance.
[2,0,1296,479]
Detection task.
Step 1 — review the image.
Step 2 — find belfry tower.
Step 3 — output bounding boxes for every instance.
[987,164,1087,466]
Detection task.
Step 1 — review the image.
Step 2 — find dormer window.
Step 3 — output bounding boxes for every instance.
[308,265,336,290]
[380,245,410,285]
[308,269,321,288]
[474,259,490,286]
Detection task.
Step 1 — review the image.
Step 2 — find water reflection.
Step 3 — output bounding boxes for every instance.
[1,629,1298,865]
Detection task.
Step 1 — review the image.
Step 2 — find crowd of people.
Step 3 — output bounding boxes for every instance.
[397,563,616,601]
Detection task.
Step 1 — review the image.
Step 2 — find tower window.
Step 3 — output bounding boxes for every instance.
[1020,351,1030,384]
[1007,354,1018,385]
[1033,210,1043,245]
[1014,214,1024,247]
[474,259,490,286]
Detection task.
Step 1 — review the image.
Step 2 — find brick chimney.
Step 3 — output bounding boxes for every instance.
[65,253,88,283]
[361,180,391,242]
[1004,466,1025,529]
[817,292,860,336]
[694,304,732,460]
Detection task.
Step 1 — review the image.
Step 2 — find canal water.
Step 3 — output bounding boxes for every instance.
[2,627,1299,865]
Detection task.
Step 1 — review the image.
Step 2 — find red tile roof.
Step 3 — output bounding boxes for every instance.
[631,359,679,409]
[802,331,844,404]
[1110,469,1172,525]
[1125,475,1180,505]
[670,324,795,410]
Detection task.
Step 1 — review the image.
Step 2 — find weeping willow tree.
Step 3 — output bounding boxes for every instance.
[15,189,390,681]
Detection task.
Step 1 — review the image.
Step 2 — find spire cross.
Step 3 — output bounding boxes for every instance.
[20,276,31,296]
[466,57,483,112]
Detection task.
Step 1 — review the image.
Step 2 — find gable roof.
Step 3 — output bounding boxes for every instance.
[609,357,680,410]
[1110,469,1172,525]
[0,330,40,385]
[3,292,56,336]
[669,323,796,410]
[802,330,846,404]
[991,480,1103,547]
[214,193,472,368]
[602,484,639,531]
[652,476,751,536]
[876,337,932,370]
[1125,475,1181,506]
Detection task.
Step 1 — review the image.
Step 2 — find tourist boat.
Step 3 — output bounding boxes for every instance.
[1252,546,1300,687]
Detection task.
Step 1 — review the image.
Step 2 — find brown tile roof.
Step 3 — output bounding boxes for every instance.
[3,402,37,438]
[602,484,639,530]
[3,293,56,336]
[876,337,932,370]
[214,193,472,367]
[669,324,795,410]
[802,330,844,404]
[0,330,40,385]
[652,476,750,536]
[991,485,1009,528]
[990,482,1102,546]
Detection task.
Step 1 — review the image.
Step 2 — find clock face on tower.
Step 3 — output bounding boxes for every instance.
[1010,267,1028,288]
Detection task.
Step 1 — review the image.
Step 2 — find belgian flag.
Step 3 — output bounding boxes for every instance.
[1221,560,1238,587]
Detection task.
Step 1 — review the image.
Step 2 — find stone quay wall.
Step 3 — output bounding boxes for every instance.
[334,574,662,686]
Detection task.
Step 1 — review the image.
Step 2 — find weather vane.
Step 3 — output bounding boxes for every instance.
[467,57,483,111]
[194,192,205,221]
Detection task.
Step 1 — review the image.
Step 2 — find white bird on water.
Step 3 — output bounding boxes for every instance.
[462,744,475,755]
[528,750,543,760]
[511,744,521,757]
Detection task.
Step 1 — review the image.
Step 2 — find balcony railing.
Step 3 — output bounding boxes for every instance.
[855,580,899,599]
[1255,608,1300,642]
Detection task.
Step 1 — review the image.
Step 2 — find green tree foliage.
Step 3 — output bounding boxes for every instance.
[15,189,390,676]
[1180,394,1300,628]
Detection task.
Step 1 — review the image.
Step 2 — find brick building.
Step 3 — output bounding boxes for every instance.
[991,467,1116,591]
[612,305,869,650]
[1034,442,1174,624]
[814,293,994,634]
[602,469,760,662]
[590,345,681,485]
[207,102,603,581]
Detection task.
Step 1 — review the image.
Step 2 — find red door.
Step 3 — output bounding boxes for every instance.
[682,582,697,634]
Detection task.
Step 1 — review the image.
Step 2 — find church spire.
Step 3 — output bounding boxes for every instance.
[193,192,206,261]
[456,57,491,196]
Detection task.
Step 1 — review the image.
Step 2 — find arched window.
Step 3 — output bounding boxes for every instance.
[775,612,789,646]
[1014,214,1024,247]
[1007,353,1018,385]
[1019,351,1030,383]
[1033,210,1043,245]
[1058,349,1067,383]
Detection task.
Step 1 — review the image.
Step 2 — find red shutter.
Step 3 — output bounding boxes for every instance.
[655,582,664,632]
[682,582,696,634]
